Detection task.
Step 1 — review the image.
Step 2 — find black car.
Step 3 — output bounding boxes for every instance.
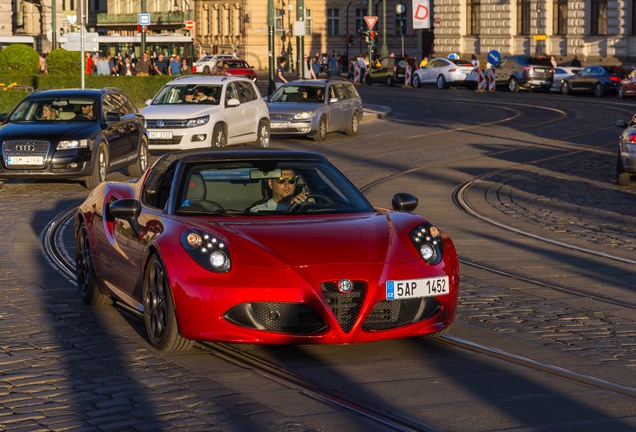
[0,87,148,189]
[365,56,416,86]
[493,55,554,92]
[560,65,628,97]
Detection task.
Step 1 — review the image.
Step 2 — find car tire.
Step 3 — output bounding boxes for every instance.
[594,82,604,98]
[345,112,360,136]
[437,75,447,89]
[618,86,625,99]
[212,123,227,147]
[313,117,327,141]
[508,77,520,93]
[412,74,421,88]
[386,75,394,87]
[76,222,111,306]
[617,154,631,186]
[83,144,108,189]
[127,135,149,178]
[203,65,210,74]
[255,119,270,147]
[143,254,194,352]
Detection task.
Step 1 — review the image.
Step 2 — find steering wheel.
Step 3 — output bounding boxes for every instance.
[286,193,333,213]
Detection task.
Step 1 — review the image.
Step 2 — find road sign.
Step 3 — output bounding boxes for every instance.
[364,16,378,30]
[185,20,195,30]
[61,32,99,52]
[412,0,431,29]
[487,50,501,66]
[533,34,548,41]
[139,13,151,26]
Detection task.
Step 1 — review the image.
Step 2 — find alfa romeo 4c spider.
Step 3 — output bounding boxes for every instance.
[75,148,460,351]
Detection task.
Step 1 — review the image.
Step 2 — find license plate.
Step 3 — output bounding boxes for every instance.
[149,131,172,139]
[271,122,288,129]
[8,156,43,165]
[386,276,449,300]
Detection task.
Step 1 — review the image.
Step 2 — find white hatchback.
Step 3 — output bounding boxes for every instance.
[193,54,237,74]
[142,76,270,150]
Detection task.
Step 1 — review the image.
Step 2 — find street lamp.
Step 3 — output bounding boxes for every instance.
[287,1,293,73]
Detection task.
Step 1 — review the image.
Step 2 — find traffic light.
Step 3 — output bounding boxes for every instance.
[369,31,377,46]
[362,30,370,43]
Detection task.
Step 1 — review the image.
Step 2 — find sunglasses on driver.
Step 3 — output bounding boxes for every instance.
[275,176,296,184]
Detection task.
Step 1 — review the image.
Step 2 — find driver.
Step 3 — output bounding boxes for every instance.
[250,169,309,212]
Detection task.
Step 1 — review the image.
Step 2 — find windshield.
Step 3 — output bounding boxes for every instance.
[152,84,222,105]
[9,97,98,122]
[172,159,374,216]
[269,85,326,103]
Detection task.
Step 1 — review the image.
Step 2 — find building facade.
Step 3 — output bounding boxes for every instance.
[2,0,636,66]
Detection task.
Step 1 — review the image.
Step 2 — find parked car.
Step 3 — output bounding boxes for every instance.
[142,75,270,150]
[412,57,477,89]
[560,65,628,97]
[493,55,554,92]
[550,66,581,92]
[365,56,416,86]
[212,58,257,82]
[614,115,636,186]
[75,148,460,351]
[267,78,363,141]
[618,69,636,99]
[0,88,148,189]
[193,54,237,74]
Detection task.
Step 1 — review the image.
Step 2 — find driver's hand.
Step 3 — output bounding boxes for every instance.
[292,192,308,204]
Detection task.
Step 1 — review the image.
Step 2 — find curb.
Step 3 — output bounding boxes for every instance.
[363,104,391,120]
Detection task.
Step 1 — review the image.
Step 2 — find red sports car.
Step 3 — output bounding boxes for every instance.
[75,149,460,351]
[213,59,257,82]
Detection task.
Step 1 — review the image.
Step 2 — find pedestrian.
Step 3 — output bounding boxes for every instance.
[311,54,321,78]
[96,54,110,75]
[550,55,557,69]
[169,54,181,76]
[85,51,93,75]
[180,58,190,75]
[39,53,47,75]
[154,53,168,76]
[122,56,136,76]
[302,54,316,80]
[329,54,338,77]
[471,54,480,69]
[137,52,152,76]
[420,56,429,68]
[356,53,367,82]
[570,55,582,67]
[276,58,288,88]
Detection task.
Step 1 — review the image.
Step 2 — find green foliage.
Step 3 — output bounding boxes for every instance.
[46,49,82,75]
[0,44,39,75]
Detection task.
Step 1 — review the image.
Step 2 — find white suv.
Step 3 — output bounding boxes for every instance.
[142,75,270,150]
[193,54,237,74]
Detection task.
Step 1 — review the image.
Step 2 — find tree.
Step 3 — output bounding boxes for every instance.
[0,44,39,75]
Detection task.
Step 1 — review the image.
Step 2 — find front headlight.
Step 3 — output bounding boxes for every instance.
[293,111,313,120]
[180,228,231,272]
[185,115,210,128]
[409,222,444,265]
[57,139,88,150]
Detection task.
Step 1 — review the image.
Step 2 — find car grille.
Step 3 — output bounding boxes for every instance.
[146,119,189,128]
[270,113,295,121]
[2,140,50,169]
[224,303,326,334]
[320,280,366,333]
[148,136,183,146]
[363,298,441,331]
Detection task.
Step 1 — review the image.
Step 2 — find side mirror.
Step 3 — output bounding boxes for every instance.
[392,193,418,212]
[105,111,120,123]
[227,98,240,107]
[109,199,142,238]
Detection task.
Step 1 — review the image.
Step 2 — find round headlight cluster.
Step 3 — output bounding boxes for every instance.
[181,230,231,272]
[409,223,443,265]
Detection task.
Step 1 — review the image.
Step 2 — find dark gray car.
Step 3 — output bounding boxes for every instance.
[494,55,554,92]
[267,78,363,141]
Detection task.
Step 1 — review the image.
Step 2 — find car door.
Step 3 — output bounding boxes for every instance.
[101,94,130,166]
[570,67,595,91]
[223,81,247,141]
[234,81,262,141]
[624,70,636,96]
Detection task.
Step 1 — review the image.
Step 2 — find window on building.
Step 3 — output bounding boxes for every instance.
[305,9,312,35]
[632,0,636,35]
[327,8,340,35]
[591,0,608,35]
[396,13,408,35]
[553,0,568,35]
[355,9,365,34]
[517,0,531,35]
[275,9,284,36]
[467,0,481,35]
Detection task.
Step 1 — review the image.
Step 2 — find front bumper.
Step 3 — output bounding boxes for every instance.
[0,145,94,180]
[147,126,211,150]
[270,120,313,136]
[619,141,636,172]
